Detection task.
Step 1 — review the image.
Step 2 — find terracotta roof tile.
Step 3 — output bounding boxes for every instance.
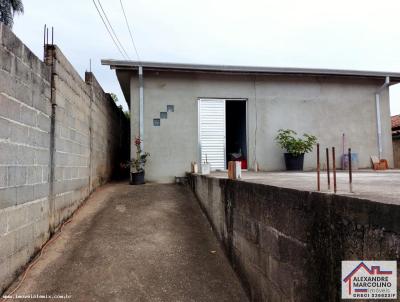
[392,115,400,129]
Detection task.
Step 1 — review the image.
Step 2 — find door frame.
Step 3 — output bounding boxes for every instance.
[197,98,248,171]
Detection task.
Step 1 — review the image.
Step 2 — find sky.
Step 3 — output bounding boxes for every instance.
[13,0,400,115]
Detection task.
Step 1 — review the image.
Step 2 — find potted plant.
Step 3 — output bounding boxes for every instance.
[130,137,150,185]
[275,129,317,171]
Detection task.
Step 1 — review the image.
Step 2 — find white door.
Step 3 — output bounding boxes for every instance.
[198,99,226,171]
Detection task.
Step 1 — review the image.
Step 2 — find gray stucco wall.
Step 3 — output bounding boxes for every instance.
[0,24,129,294]
[130,71,393,183]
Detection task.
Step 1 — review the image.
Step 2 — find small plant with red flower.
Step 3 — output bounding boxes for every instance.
[131,136,150,172]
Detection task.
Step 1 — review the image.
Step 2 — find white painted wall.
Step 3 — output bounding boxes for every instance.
[130,71,393,183]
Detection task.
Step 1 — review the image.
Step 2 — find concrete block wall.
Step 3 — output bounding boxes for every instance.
[86,73,127,188]
[189,174,400,301]
[0,24,129,294]
[0,23,52,294]
[45,45,92,228]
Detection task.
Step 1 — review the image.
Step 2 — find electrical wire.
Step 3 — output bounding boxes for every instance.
[119,0,141,62]
[92,0,127,59]
[97,0,131,60]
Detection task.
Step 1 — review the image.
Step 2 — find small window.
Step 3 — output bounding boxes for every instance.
[153,118,160,126]
[160,112,167,119]
[167,105,174,112]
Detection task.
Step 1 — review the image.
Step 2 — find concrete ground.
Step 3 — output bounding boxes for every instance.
[4,183,248,302]
[210,170,400,205]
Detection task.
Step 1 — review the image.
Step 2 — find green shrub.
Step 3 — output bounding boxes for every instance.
[275,129,317,156]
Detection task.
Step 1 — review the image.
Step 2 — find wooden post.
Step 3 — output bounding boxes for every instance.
[317,143,320,191]
[326,148,330,191]
[332,147,337,193]
[348,148,353,193]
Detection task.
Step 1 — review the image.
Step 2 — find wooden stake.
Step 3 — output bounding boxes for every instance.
[326,148,330,191]
[332,147,337,193]
[348,148,353,193]
[317,143,320,191]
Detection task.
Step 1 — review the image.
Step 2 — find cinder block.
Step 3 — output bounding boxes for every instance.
[7,204,27,232]
[9,122,29,145]
[0,209,7,235]
[0,93,21,122]
[0,166,7,188]
[14,78,32,107]
[34,149,49,166]
[27,166,42,185]
[16,145,35,165]
[32,86,51,116]
[14,223,34,251]
[1,24,23,58]
[54,181,66,195]
[26,200,44,223]
[42,166,49,183]
[37,113,50,132]
[14,57,32,84]
[54,167,63,181]
[33,216,49,240]
[22,44,39,70]
[0,187,17,209]
[16,185,34,205]
[0,117,10,139]
[33,183,49,200]
[0,232,15,259]
[64,167,71,180]
[0,47,12,73]
[8,166,26,187]
[20,105,36,127]
[0,69,15,97]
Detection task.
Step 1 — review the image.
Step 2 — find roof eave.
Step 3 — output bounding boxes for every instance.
[101,59,400,82]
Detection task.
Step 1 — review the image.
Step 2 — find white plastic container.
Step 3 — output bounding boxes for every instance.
[200,163,211,175]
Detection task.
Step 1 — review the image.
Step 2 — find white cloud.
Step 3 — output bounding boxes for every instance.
[13,0,400,114]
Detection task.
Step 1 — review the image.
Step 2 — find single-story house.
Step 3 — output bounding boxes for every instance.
[102,60,399,183]
[392,115,400,168]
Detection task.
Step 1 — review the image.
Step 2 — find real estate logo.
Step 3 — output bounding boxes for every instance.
[342,261,397,299]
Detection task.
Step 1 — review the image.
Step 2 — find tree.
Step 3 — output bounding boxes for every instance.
[0,0,24,28]
[110,93,118,103]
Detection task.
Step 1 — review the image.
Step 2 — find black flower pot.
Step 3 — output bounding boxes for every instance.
[284,153,304,171]
[130,170,145,185]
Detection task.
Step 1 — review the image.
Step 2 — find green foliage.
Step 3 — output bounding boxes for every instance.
[0,0,24,28]
[275,129,317,156]
[110,93,118,103]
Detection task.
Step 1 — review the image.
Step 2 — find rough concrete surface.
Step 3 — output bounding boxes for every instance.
[188,172,400,301]
[4,183,248,302]
[210,170,400,204]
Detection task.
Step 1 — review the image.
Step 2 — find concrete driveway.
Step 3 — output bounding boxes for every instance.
[5,183,248,302]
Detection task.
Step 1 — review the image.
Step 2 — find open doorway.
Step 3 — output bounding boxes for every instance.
[226,100,247,169]
[198,99,247,171]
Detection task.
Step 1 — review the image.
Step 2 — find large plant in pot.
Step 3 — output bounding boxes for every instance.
[130,137,150,185]
[275,129,317,171]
